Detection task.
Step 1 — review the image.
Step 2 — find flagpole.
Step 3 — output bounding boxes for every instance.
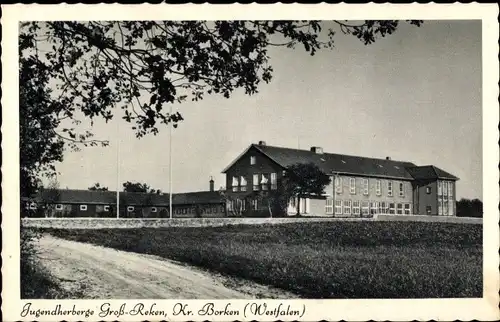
[116,119,120,219]
[169,105,173,220]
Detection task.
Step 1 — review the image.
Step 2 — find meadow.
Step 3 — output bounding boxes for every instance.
[44,221,482,298]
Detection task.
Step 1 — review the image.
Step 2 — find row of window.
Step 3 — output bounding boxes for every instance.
[227,199,259,211]
[232,173,278,192]
[437,181,454,197]
[326,199,412,216]
[37,204,224,214]
[334,176,406,197]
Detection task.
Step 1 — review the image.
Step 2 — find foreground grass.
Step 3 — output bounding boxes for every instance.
[44,221,482,298]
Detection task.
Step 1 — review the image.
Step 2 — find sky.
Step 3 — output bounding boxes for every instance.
[48,20,482,199]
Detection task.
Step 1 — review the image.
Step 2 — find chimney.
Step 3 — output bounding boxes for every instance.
[386,156,391,160]
[258,140,266,146]
[209,176,214,192]
[310,146,323,154]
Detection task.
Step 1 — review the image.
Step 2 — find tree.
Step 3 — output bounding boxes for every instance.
[88,182,109,191]
[122,181,161,194]
[19,20,422,196]
[456,198,483,218]
[39,178,61,218]
[283,162,332,216]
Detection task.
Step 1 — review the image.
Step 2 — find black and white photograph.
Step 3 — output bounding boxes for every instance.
[2,3,499,322]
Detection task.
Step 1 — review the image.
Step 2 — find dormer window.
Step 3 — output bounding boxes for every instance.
[250,156,256,165]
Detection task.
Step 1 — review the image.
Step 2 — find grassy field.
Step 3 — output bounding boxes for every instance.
[44,221,482,298]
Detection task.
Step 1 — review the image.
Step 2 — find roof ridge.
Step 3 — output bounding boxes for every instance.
[258,143,414,164]
[430,165,439,178]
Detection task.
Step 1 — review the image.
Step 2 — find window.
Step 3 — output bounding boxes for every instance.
[151,207,157,213]
[349,178,356,194]
[426,186,431,194]
[361,201,369,216]
[236,199,246,211]
[426,206,432,215]
[399,182,404,197]
[250,156,256,165]
[127,206,134,212]
[362,179,369,195]
[389,203,395,214]
[404,203,411,215]
[80,204,88,211]
[370,201,378,215]
[227,200,234,211]
[376,180,381,196]
[380,201,388,214]
[448,182,453,197]
[325,199,334,214]
[240,176,247,192]
[232,176,239,192]
[253,174,259,191]
[437,181,443,195]
[438,199,443,215]
[344,200,352,215]
[334,200,342,215]
[104,205,110,212]
[443,199,449,216]
[443,181,448,196]
[252,199,258,210]
[261,174,269,190]
[271,173,277,190]
[388,181,393,197]
[352,201,361,215]
[396,203,403,215]
[55,204,63,211]
[335,176,343,194]
[449,201,454,216]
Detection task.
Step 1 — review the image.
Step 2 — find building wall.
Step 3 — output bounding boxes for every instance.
[224,146,285,214]
[224,146,284,196]
[331,174,413,217]
[413,180,438,215]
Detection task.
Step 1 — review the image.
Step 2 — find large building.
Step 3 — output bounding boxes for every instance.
[23,178,225,218]
[222,141,459,217]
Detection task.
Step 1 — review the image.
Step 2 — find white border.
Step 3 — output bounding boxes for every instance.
[2,4,499,321]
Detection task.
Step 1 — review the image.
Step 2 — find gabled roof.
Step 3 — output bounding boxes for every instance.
[33,189,223,205]
[406,165,459,181]
[223,143,417,180]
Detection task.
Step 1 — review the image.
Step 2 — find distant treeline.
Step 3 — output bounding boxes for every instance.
[456,198,483,218]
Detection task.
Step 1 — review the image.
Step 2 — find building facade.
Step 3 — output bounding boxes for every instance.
[24,179,226,218]
[222,141,459,217]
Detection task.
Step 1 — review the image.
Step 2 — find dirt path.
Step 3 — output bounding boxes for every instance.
[34,234,298,299]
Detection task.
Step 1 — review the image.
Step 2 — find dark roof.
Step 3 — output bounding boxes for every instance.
[34,189,222,205]
[406,165,459,181]
[223,143,459,181]
[249,144,416,179]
